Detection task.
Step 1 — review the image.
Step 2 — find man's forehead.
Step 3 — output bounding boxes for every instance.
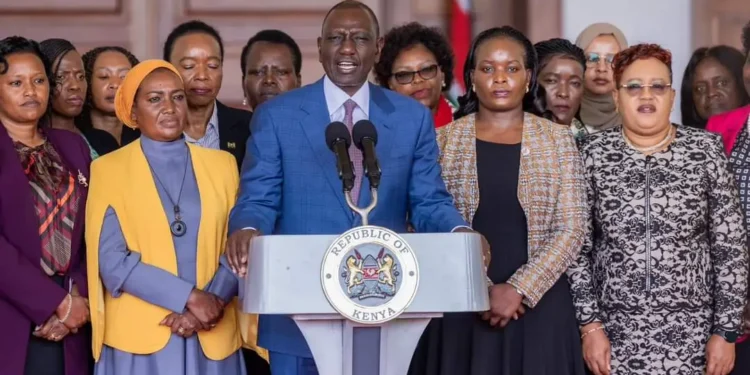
[322,5,379,36]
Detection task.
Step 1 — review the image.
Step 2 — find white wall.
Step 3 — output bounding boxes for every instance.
[562,0,692,123]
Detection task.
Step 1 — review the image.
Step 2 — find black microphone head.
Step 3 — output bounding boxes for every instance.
[352,120,377,149]
[325,121,351,150]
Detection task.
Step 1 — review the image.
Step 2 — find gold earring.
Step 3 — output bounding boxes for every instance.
[442,81,447,88]
[472,84,476,92]
[525,86,529,93]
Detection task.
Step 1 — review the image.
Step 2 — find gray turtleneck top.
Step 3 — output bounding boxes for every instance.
[95,135,244,375]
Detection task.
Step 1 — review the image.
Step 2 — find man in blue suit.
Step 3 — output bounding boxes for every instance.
[226,1,477,374]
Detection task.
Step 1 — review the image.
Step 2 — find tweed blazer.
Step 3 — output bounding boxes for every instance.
[436,112,588,307]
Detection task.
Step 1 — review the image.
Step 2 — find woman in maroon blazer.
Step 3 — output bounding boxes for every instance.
[0,36,91,375]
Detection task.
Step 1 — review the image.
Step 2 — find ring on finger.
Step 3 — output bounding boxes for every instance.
[178,327,185,335]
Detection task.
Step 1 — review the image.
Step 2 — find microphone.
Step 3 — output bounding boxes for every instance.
[325,121,355,192]
[352,120,381,189]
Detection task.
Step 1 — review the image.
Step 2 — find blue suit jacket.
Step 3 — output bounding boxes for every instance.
[229,78,467,357]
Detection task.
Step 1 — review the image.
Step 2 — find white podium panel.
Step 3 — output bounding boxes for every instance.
[241,232,489,375]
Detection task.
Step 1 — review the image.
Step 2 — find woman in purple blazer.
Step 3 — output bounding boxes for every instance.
[0,36,92,375]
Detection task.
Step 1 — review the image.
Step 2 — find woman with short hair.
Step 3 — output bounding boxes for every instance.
[569,43,748,375]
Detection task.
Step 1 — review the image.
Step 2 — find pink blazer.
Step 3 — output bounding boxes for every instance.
[705,105,750,343]
[705,105,750,154]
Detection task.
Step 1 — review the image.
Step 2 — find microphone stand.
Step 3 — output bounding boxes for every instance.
[345,188,378,226]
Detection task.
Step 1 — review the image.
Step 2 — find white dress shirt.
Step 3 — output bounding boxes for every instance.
[184,101,220,149]
[323,75,369,122]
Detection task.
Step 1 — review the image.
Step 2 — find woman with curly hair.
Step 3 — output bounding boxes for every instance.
[681,45,749,129]
[374,22,455,127]
[569,43,747,375]
[76,46,140,153]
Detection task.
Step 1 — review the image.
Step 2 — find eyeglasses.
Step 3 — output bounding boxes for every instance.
[619,82,672,96]
[392,64,439,84]
[586,52,615,67]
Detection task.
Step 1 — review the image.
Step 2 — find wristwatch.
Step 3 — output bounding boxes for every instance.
[713,329,741,343]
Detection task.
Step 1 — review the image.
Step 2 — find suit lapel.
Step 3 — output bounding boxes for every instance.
[517,113,535,222]
[354,84,396,221]
[299,79,354,221]
[0,126,42,261]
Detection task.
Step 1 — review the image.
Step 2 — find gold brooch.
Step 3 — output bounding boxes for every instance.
[77,170,88,187]
[227,142,236,149]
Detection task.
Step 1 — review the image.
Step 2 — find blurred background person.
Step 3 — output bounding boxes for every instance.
[241,29,302,112]
[410,26,587,375]
[0,35,91,375]
[40,38,117,160]
[374,22,456,127]
[86,60,245,375]
[78,46,140,151]
[705,20,750,375]
[574,23,628,133]
[569,43,747,375]
[534,38,587,139]
[681,45,750,129]
[164,20,251,169]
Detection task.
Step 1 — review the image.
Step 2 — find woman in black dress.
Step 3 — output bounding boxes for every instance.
[409,26,588,375]
[76,46,141,153]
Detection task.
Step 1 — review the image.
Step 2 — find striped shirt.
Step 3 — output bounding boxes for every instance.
[184,101,220,150]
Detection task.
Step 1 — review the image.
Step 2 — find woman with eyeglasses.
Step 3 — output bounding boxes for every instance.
[568,44,748,375]
[374,22,456,128]
[574,23,628,136]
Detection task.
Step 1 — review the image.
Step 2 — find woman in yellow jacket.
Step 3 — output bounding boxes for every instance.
[85,60,245,374]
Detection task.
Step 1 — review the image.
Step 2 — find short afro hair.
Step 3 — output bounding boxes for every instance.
[373,22,454,90]
[163,20,224,62]
[240,29,302,80]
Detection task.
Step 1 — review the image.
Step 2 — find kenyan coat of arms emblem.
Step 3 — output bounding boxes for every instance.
[321,225,419,324]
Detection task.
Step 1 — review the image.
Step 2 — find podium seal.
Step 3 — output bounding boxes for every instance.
[321,225,419,324]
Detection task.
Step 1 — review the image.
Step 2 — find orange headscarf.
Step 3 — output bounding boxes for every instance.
[114,59,183,129]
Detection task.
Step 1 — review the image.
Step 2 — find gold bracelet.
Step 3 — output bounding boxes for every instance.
[580,325,605,339]
[57,294,73,324]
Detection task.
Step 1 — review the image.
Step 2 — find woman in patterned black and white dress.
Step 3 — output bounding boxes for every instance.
[568,43,748,375]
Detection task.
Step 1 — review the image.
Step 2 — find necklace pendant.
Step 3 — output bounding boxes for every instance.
[171,220,187,237]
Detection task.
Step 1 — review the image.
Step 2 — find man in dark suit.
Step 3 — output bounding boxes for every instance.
[164,20,252,170]
[164,20,267,374]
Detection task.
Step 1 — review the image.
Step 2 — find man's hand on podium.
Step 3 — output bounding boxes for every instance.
[226,228,261,277]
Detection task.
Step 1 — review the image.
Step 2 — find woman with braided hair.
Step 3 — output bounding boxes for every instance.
[534,38,588,140]
[39,39,117,160]
[76,46,141,153]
